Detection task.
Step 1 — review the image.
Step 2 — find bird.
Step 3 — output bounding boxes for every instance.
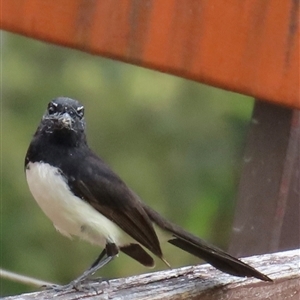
[25,97,272,291]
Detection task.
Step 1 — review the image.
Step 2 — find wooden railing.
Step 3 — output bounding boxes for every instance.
[2,249,300,300]
[1,1,299,299]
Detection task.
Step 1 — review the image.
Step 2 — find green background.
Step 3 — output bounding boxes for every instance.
[1,31,254,296]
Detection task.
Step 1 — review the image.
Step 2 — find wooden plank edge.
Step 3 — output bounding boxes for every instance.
[2,249,300,300]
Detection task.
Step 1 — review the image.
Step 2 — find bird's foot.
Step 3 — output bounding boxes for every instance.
[43,282,81,294]
[43,277,109,295]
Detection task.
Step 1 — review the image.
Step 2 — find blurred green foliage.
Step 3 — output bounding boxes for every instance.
[0,31,254,297]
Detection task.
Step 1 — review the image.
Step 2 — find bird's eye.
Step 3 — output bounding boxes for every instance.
[76,106,84,118]
[48,102,58,115]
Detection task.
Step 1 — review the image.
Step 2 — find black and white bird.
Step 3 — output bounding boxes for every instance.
[25,97,271,290]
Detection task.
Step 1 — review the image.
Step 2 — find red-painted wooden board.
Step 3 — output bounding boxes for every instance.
[1,0,299,109]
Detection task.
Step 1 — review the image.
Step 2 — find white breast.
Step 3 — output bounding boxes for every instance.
[26,162,130,247]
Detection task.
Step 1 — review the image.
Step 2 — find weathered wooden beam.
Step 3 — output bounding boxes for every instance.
[3,249,299,300]
[1,0,299,109]
[229,102,300,256]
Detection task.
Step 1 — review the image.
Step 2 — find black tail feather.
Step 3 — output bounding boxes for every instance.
[144,205,272,282]
[168,237,271,281]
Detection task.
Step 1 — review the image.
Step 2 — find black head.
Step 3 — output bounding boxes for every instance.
[42,97,86,134]
[25,97,88,166]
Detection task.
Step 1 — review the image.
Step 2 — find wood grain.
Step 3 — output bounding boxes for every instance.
[1,0,299,109]
[3,249,300,300]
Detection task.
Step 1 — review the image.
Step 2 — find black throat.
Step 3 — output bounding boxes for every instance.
[25,121,88,170]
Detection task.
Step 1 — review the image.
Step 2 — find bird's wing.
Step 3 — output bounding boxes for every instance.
[68,153,163,259]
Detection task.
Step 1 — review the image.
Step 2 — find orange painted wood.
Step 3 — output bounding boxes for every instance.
[1,0,299,109]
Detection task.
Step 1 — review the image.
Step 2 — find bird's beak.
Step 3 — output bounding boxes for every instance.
[59,113,73,128]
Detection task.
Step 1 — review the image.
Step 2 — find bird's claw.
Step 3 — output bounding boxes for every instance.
[42,277,108,295]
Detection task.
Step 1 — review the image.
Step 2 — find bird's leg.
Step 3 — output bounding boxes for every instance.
[73,243,119,288]
[48,243,119,293]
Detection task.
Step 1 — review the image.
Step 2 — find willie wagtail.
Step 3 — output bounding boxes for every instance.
[25,97,272,291]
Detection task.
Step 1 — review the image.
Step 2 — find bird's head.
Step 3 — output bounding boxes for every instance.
[41,97,86,134]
